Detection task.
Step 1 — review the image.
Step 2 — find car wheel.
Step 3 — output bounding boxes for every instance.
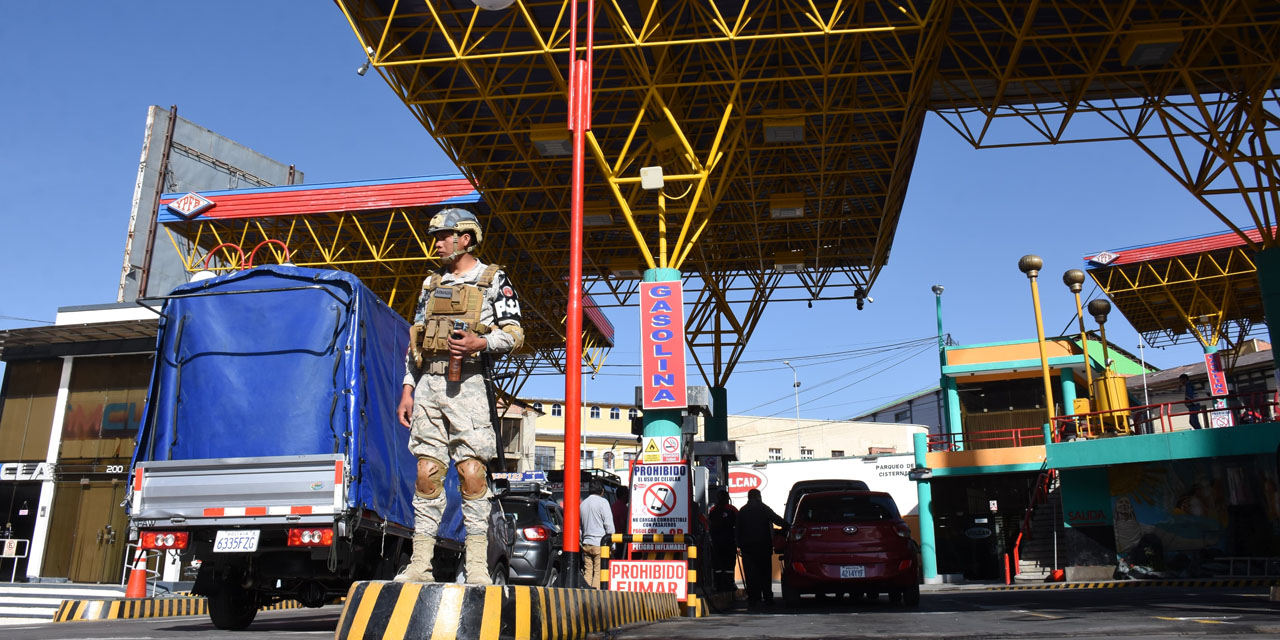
[544,564,560,588]
[903,581,920,607]
[490,562,508,586]
[782,583,801,608]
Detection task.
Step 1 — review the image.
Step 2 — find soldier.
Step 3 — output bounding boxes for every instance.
[395,208,523,584]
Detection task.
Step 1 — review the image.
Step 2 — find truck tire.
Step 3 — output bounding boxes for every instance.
[208,586,258,631]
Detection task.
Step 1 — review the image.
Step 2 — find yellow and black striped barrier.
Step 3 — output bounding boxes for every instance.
[601,534,704,618]
[53,595,312,622]
[334,581,679,640]
[990,578,1280,591]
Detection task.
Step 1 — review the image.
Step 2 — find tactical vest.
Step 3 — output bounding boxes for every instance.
[417,264,500,354]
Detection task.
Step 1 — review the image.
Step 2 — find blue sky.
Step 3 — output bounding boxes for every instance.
[0,3,1249,420]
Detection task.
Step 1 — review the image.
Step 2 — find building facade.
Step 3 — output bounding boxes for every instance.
[727,415,925,463]
[521,397,642,475]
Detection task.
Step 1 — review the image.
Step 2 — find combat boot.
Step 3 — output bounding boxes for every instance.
[394,535,435,583]
[463,534,492,585]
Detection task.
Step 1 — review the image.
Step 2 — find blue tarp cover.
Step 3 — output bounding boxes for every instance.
[133,266,438,533]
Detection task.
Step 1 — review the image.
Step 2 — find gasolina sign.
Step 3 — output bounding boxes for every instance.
[640,281,687,409]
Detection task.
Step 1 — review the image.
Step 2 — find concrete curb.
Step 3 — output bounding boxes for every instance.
[334,581,680,640]
[932,578,1280,592]
[52,595,312,622]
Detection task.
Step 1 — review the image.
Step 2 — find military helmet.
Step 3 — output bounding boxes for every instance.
[428,208,483,245]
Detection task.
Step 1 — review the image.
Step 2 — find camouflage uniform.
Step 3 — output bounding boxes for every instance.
[403,259,522,537]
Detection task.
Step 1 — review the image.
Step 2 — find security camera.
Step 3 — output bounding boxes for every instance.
[356,61,370,76]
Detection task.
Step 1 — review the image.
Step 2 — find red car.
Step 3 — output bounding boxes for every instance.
[780,490,920,607]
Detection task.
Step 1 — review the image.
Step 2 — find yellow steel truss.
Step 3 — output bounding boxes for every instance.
[330,0,1277,388]
[1088,245,1263,348]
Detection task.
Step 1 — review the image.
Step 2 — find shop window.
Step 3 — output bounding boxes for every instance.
[61,354,153,443]
[535,446,555,470]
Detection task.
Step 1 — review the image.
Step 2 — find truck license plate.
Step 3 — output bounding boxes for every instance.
[214,530,260,553]
[840,565,865,578]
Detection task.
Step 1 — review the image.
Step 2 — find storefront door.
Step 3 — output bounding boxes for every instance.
[64,481,129,583]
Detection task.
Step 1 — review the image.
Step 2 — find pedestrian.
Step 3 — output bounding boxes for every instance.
[611,486,630,558]
[1180,373,1203,430]
[736,489,787,606]
[394,208,524,585]
[708,489,738,592]
[580,481,615,588]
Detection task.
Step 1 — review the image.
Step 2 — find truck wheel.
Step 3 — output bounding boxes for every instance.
[208,587,258,631]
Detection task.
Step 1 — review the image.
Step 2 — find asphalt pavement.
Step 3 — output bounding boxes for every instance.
[1,585,1276,639]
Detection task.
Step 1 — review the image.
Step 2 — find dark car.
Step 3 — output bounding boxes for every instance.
[498,489,566,586]
[781,490,919,607]
[784,479,871,524]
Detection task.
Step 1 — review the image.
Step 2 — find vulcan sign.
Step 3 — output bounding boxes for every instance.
[639,281,687,409]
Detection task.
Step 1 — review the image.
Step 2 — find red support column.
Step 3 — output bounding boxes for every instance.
[561,0,594,588]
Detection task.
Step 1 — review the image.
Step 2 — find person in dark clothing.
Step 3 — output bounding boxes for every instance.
[1181,374,1203,430]
[610,486,630,559]
[708,489,738,592]
[736,489,787,606]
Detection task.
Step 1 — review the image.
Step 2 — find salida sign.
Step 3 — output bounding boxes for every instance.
[727,468,766,494]
[608,560,688,601]
[640,281,687,409]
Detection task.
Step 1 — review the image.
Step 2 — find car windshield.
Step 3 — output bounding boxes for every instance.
[499,499,541,526]
[799,495,899,522]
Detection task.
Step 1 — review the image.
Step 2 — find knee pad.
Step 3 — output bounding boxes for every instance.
[457,457,489,500]
[416,456,446,499]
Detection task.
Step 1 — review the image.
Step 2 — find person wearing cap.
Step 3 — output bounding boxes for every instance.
[394,208,524,584]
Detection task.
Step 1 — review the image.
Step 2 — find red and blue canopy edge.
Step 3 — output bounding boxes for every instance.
[1084,227,1264,267]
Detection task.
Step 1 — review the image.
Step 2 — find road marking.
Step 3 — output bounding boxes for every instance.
[1013,609,1063,619]
[1154,616,1236,624]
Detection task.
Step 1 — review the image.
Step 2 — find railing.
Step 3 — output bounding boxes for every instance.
[1006,469,1057,584]
[929,390,1278,453]
[927,426,1046,452]
[1051,390,1279,441]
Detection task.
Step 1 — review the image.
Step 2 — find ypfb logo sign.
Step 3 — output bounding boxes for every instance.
[640,281,687,409]
[727,468,767,494]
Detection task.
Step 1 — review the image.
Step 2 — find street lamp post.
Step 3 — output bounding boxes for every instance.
[1019,255,1057,435]
[1062,270,1095,404]
[784,360,801,458]
[1087,298,1114,432]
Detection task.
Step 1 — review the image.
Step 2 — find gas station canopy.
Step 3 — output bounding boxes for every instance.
[1086,228,1267,350]
[168,2,1278,389]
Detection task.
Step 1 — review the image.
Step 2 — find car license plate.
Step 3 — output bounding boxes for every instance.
[840,565,865,578]
[214,530,260,553]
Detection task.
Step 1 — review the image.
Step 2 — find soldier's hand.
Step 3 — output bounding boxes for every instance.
[398,387,414,428]
[447,330,486,357]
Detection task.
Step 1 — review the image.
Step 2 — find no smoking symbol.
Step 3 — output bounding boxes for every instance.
[662,438,678,454]
[644,482,677,517]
